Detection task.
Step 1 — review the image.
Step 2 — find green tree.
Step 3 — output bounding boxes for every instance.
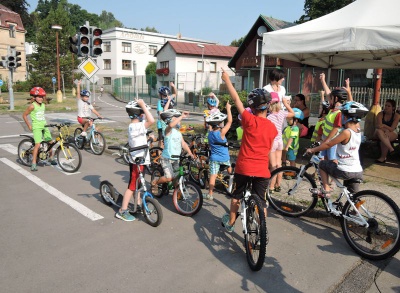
[140,26,159,33]
[67,4,100,29]
[230,36,245,47]
[98,10,123,30]
[145,62,157,90]
[297,0,355,23]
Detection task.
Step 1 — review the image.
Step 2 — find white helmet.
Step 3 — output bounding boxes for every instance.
[125,101,150,118]
[160,109,182,121]
[206,112,227,126]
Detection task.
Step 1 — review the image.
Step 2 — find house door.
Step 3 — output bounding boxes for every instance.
[243,76,254,92]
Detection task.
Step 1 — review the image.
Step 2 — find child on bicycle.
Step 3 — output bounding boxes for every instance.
[116,99,155,222]
[157,82,176,147]
[306,101,369,211]
[220,68,277,233]
[22,87,57,171]
[203,102,232,200]
[151,109,194,189]
[282,108,303,170]
[203,93,220,131]
[76,80,103,137]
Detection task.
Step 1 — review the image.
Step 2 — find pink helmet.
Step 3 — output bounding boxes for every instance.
[238,107,253,121]
[270,92,280,104]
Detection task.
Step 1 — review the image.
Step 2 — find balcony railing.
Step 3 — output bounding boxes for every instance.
[156,68,169,75]
[240,56,281,68]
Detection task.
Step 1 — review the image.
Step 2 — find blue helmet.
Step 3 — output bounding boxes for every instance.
[207,97,217,107]
[340,101,369,122]
[80,89,91,97]
[158,86,171,96]
[293,108,304,120]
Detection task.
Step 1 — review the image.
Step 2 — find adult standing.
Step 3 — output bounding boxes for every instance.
[263,68,287,110]
[293,94,310,128]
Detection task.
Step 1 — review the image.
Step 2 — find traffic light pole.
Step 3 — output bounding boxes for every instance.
[8,68,14,110]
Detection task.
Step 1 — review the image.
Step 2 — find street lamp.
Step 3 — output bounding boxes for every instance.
[197,44,204,97]
[51,24,63,102]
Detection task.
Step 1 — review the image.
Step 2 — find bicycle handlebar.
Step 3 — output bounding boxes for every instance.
[108,144,148,152]
[45,123,71,128]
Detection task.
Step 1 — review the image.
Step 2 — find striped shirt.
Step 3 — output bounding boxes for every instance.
[267,110,288,141]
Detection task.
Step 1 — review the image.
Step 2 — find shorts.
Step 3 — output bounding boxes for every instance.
[128,164,144,191]
[33,126,52,144]
[160,157,179,179]
[77,116,89,125]
[320,145,337,160]
[209,160,230,175]
[271,139,283,152]
[286,149,297,161]
[319,160,363,193]
[231,173,269,207]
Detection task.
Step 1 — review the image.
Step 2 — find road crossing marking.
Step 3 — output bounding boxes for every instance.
[0,157,104,221]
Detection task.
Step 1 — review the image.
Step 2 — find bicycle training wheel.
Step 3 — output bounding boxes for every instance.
[17,138,34,166]
[143,195,163,227]
[56,144,82,173]
[341,190,400,260]
[90,131,106,155]
[99,180,117,206]
[150,166,167,198]
[73,127,84,149]
[244,194,268,271]
[267,166,318,217]
[173,180,203,216]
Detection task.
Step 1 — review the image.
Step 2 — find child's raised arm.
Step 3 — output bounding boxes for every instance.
[221,102,232,138]
[221,68,244,114]
[137,99,154,128]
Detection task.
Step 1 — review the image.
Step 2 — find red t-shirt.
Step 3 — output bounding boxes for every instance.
[235,110,278,178]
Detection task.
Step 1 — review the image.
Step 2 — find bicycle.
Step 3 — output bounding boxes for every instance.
[18,123,82,173]
[100,144,163,227]
[267,145,400,260]
[222,181,268,271]
[74,117,106,155]
[150,154,203,216]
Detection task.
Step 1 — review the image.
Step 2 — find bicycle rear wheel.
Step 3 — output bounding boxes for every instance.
[341,190,400,260]
[143,196,163,227]
[173,180,203,216]
[267,166,318,217]
[99,180,117,206]
[17,138,34,166]
[90,131,106,155]
[73,128,84,149]
[244,194,268,271]
[197,168,209,189]
[150,166,167,198]
[56,144,82,173]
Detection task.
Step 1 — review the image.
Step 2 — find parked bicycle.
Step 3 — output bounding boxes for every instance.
[267,145,400,260]
[151,154,203,216]
[222,181,268,271]
[74,117,106,155]
[100,144,163,227]
[18,123,82,173]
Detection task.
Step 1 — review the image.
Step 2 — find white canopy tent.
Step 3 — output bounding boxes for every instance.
[260,0,400,86]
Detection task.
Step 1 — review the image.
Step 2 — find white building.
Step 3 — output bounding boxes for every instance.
[95,27,218,87]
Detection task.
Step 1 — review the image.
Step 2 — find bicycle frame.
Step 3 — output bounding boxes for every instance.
[239,189,252,235]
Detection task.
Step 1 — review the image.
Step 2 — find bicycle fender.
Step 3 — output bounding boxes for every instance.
[20,134,34,140]
[100,180,114,188]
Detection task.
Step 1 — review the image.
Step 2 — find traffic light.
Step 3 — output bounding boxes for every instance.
[0,56,7,68]
[7,54,16,68]
[69,34,81,55]
[91,27,103,57]
[15,51,22,68]
[79,25,90,56]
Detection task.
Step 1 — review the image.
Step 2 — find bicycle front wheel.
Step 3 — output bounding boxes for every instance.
[150,166,167,198]
[90,131,106,155]
[173,180,203,216]
[341,190,400,260]
[148,146,163,174]
[18,138,34,166]
[56,144,82,173]
[244,194,267,271]
[143,196,163,227]
[268,166,318,217]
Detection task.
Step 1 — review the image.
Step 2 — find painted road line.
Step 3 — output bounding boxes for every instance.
[0,157,104,221]
[0,134,31,139]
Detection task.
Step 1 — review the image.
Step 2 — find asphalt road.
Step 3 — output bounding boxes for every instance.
[0,93,398,293]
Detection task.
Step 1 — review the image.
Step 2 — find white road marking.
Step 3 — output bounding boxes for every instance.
[0,157,104,221]
[0,143,18,154]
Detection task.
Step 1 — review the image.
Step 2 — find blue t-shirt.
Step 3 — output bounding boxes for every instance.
[208,130,230,162]
[157,100,163,129]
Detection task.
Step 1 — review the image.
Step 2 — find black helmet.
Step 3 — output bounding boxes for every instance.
[330,88,348,102]
[341,101,369,122]
[247,88,271,109]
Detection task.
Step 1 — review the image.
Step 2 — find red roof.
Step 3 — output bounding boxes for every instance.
[165,41,237,58]
[0,4,24,31]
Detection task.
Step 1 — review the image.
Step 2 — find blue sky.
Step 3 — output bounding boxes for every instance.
[26,0,305,45]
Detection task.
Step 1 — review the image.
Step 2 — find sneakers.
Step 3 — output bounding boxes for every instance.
[268,189,274,194]
[274,186,281,192]
[80,131,87,137]
[31,163,38,171]
[115,210,136,222]
[327,199,335,212]
[45,159,58,166]
[203,193,213,200]
[221,213,234,233]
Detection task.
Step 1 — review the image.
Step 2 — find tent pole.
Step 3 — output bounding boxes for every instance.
[259,54,265,88]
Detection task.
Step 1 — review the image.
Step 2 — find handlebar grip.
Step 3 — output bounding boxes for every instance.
[129,145,148,152]
[108,146,122,151]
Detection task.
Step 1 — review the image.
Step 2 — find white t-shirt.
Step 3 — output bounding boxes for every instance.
[263,83,287,110]
[128,121,150,165]
[77,99,94,117]
[337,128,362,173]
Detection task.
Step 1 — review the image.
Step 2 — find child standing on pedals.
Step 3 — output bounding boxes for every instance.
[282,108,303,173]
[203,102,233,200]
[306,101,369,211]
[115,99,154,222]
[220,68,277,233]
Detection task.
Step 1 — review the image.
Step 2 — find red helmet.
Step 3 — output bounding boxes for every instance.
[30,87,46,97]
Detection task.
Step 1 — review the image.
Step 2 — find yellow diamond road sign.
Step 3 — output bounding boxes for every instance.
[78,57,100,80]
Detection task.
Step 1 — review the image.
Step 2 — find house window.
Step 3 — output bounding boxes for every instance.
[197,61,204,72]
[160,61,169,69]
[209,62,216,73]
[122,60,131,70]
[103,59,111,70]
[103,77,111,85]
[122,42,131,53]
[9,24,16,38]
[149,45,157,55]
[103,41,111,52]
[256,39,263,57]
